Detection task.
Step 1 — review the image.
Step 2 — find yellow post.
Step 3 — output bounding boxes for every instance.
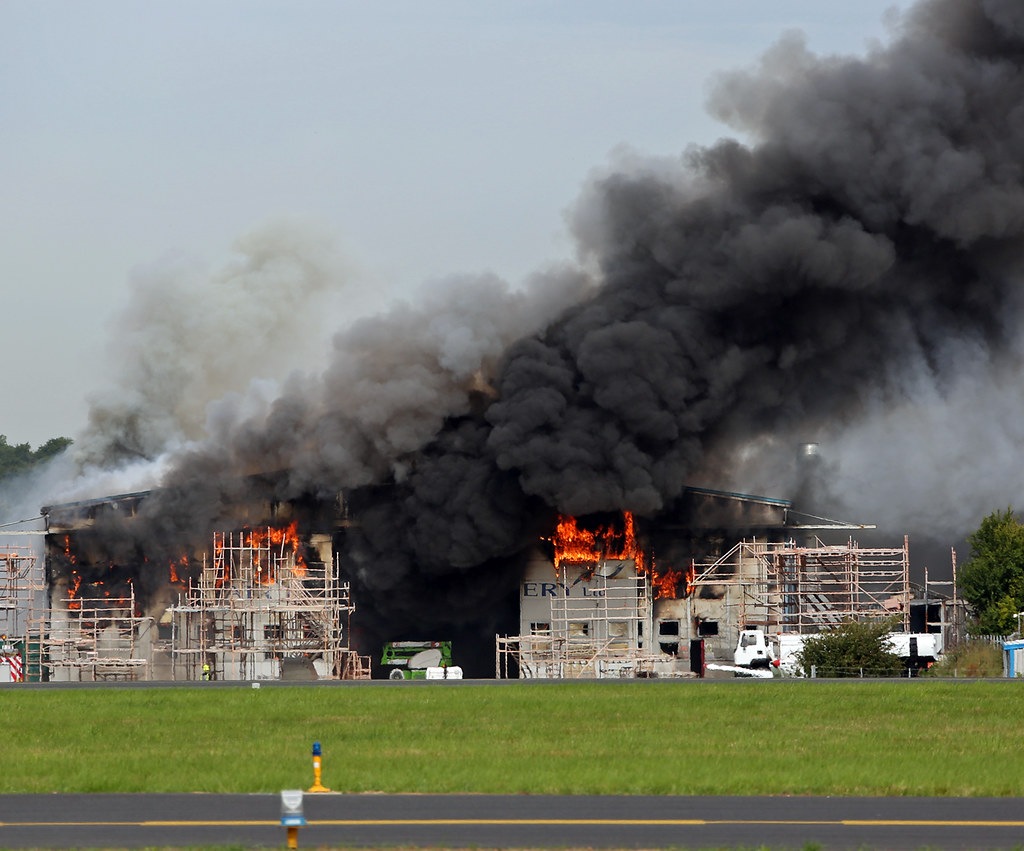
[286,825,298,848]
[308,741,331,792]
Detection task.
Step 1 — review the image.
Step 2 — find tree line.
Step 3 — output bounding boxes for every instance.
[0,435,72,482]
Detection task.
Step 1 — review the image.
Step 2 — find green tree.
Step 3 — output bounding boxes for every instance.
[796,618,903,678]
[958,507,1024,635]
[0,435,72,482]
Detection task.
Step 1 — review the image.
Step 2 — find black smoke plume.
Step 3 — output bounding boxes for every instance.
[60,0,1024,662]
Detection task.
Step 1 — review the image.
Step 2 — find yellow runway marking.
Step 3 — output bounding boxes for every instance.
[3,818,1024,828]
[842,820,1024,827]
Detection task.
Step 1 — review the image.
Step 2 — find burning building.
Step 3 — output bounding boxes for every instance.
[2,466,961,682]
[499,512,656,678]
[0,476,953,681]
[497,488,915,678]
[28,490,370,682]
[2,0,1014,680]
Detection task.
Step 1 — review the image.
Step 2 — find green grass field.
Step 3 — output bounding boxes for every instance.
[2,679,1022,796]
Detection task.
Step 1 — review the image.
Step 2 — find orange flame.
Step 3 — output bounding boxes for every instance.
[551,512,643,573]
[650,566,685,600]
[67,571,82,609]
[550,513,694,599]
[215,522,308,586]
[250,522,307,582]
[169,555,188,585]
[63,535,77,565]
[645,556,696,600]
[214,533,228,587]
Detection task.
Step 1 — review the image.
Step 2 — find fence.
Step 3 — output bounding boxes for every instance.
[969,634,1010,645]
[807,665,927,678]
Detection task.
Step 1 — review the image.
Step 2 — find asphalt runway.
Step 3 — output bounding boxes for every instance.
[2,793,1024,849]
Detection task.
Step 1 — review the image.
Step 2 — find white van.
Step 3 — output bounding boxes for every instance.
[734,629,774,669]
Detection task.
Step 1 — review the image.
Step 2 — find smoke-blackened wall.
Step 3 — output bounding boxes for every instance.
[42,0,1024,649]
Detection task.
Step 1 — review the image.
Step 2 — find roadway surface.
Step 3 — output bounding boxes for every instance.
[2,794,1024,849]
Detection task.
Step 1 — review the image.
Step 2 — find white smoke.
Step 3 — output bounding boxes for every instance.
[818,351,1024,538]
[76,220,352,469]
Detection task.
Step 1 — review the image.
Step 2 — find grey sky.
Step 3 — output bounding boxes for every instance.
[2,1,909,448]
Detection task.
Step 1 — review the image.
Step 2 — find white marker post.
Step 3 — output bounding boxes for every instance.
[280,789,306,848]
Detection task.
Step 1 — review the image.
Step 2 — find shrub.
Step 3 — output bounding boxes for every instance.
[796,617,903,678]
[924,640,1003,677]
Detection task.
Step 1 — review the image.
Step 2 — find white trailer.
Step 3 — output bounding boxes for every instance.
[747,631,942,677]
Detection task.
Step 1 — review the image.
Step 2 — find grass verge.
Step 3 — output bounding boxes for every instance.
[1,680,1021,796]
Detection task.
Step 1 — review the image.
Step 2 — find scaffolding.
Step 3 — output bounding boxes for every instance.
[163,529,370,681]
[496,559,668,678]
[688,537,911,638]
[0,543,42,640]
[26,585,154,682]
[919,558,965,651]
[21,526,371,682]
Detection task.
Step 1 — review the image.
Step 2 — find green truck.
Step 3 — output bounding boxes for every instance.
[381,641,455,679]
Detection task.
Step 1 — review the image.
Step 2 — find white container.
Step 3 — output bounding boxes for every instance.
[425,666,463,679]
